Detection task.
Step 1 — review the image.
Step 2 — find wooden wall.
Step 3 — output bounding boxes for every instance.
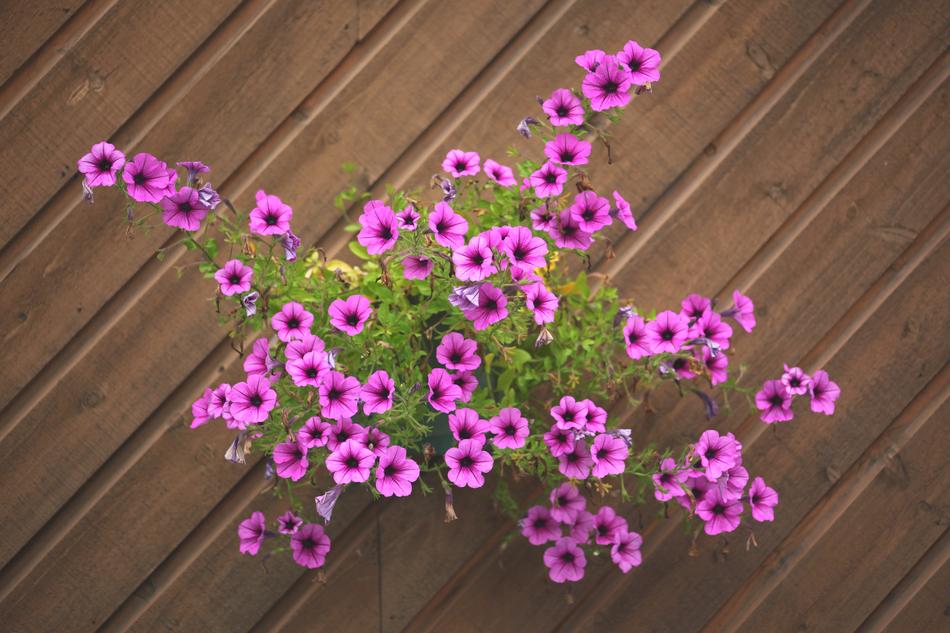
[0,0,947,631]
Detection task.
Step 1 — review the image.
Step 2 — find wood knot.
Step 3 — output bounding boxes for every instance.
[81,390,105,409]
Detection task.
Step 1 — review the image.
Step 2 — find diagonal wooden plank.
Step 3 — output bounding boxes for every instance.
[733,391,950,633]
[856,529,950,633]
[0,0,115,119]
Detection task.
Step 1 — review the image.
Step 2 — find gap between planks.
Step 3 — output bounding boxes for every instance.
[0,0,424,607]
[855,527,950,633]
[699,361,950,633]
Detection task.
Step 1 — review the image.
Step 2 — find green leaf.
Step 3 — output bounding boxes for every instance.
[348,241,370,261]
[497,368,517,394]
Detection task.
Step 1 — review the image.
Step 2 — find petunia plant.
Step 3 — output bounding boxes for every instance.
[79,38,840,583]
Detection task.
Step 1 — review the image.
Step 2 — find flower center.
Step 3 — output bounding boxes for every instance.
[266,214,278,225]
[460,456,474,468]
[347,314,359,326]
[603,80,619,95]
[287,318,299,329]
[770,395,785,407]
[346,457,359,468]
[250,395,262,407]
[559,150,575,163]
[97,158,112,171]
[178,202,192,213]
[133,173,146,185]
[661,329,674,341]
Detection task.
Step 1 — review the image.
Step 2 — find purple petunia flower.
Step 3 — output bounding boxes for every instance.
[543,88,584,126]
[695,429,740,480]
[198,182,220,210]
[590,433,628,478]
[483,159,517,187]
[549,209,593,251]
[328,294,372,336]
[544,423,575,458]
[580,399,607,433]
[717,463,749,502]
[611,530,643,573]
[543,537,586,583]
[271,301,314,343]
[568,509,595,544]
[214,259,253,296]
[653,457,689,501]
[160,186,207,231]
[237,511,267,555]
[570,191,612,233]
[277,510,303,535]
[530,205,556,232]
[693,309,733,351]
[451,370,478,402]
[453,235,497,282]
[319,372,362,420]
[696,488,743,536]
[375,445,420,497]
[396,204,420,230]
[809,369,841,415]
[273,440,309,481]
[297,416,331,449]
[286,351,330,388]
[357,200,400,254]
[436,332,481,372]
[448,408,489,444]
[545,133,592,167]
[781,364,811,396]
[444,439,493,488]
[325,418,367,452]
[549,482,585,523]
[442,149,480,178]
[502,226,547,273]
[551,395,589,431]
[326,439,375,484]
[207,383,231,419]
[699,346,729,386]
[645,310,690,353]
[241,291,259,317]
[315,484,345,524]
[748,476,779,522]
[361,369,395,415]
[249,189,293,236]
[427,368,463,413]
[613,191,637,231]
[281,229,301,262]
[123,152,172,203]
[617,39,662,85]
[229,374,277,426]
[361,426,391,457]
[428,201,469,249]
[593,506,628,546]
[582,57,633,112]
[176,160,209,184]
[755,379,794,423]
[558,438,593,480]
[291,523,331,569]
[575,49,606,72]
[77,141,126,187]
[489,407,529,449]
[523,282,558,325]
[521,506,560,545]
[516,116,540,139]
[402,255,435,280]
[726,289,756,333]
[681,293,712,322]
[190,387,212,429]
[285,333,325,361]
[623,315,653,359]
[464,282,508,331]
[529,162,567,199]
